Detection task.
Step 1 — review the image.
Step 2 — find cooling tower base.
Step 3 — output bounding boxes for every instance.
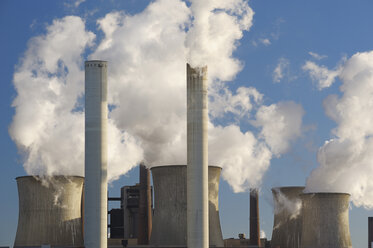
[149,165,224,247]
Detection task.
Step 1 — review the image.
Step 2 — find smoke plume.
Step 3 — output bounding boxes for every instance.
[305,51,373,208]
[10,0,304,189]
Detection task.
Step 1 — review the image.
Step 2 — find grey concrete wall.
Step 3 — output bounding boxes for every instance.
[300,193,352,248]
[14,176,84,247]
[150,165,223,247]
[271,186,304,248]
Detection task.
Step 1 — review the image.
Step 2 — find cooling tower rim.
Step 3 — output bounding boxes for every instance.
[150,164,222,170]
[300,192,351,197]
[16,175,84,180]
[271,186,305,192]
[85,60,107,63]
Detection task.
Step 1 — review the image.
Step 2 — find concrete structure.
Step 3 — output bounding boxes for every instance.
[149,165,223,247]
[122,185,140,240]
[271,186,304,248]
[369,217,373,248]
[14,176,84,247]
[224,235,270,248]
[250,188,260,246]
[187,63,209,248]
[84,60,108,248]
[137,164,152,245]
[300,193,352,248]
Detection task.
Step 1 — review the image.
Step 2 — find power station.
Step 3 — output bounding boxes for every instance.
[12,61,359,248]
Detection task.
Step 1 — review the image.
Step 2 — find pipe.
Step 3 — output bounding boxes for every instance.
[187,63,209,248]
[250,188,260,246]
[84,60,108,248]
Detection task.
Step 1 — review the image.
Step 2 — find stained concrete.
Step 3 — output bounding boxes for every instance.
[149,165,223,247]
[271,186,304,248]
[187,64,209,248]
[14,176,84,247]
[300,193,352,248]
[84,60,108,248]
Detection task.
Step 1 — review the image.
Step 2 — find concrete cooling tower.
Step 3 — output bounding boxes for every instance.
[14,176,84,247]
[300,193,352,248]
[271,186,304,248]
[149,165,224,247]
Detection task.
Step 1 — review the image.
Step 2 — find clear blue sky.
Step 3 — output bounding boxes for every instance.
[1,0,373,247]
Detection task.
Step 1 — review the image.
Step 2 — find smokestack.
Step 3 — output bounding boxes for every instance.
[187,64,209,248]
[14,176,84,247]
[369,217,373,248]
[300,193,351,248]
[84,60,108,248]
[250,188,260,246]
[271,187,304,248]
[138,163,152,244]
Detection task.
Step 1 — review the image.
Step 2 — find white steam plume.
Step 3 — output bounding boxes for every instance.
[273,188,302,219]
[306,51,373,208]
[9,16,144,181]
[9,16,94,177]
[10,0,304,190]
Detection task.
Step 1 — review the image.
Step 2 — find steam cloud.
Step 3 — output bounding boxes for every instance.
[305,51,373,208]
[10,0,304,190]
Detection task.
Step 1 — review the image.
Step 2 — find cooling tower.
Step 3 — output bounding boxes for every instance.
[149,165,224,247]
[271,186,304,248]
[14,176,84,247]
[187,64,209,248]
[300,193,352,248]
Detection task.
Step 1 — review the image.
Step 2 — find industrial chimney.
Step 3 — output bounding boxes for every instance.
[271,186,304,248]
[84,60,108,248]
[14,176,84,247]
[250,188,260,246]
[138,164,152,244]
[187,64,209,248]
[300,193,352,248]
[149,165,223,247]
[369,217,373,248]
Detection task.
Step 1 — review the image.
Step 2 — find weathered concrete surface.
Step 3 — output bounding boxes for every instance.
[271,186,304,248]
[150,165,223,247]
[187,63,209,248]
[300,193,352,248]
[84,60,108,248]
[14,176,84,247]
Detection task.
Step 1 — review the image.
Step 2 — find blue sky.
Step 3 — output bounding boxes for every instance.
[1,0,373,247]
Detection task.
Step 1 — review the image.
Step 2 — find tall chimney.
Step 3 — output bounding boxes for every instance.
[368,217,373,248]
[250,188,260,246]
[138,163,152,244]
[84,60,108,248]
[187,63,209,248]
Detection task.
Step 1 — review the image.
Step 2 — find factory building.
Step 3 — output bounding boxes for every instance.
[13,61,356,247]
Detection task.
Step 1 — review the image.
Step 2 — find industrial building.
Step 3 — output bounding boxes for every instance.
[12,61,357,248]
